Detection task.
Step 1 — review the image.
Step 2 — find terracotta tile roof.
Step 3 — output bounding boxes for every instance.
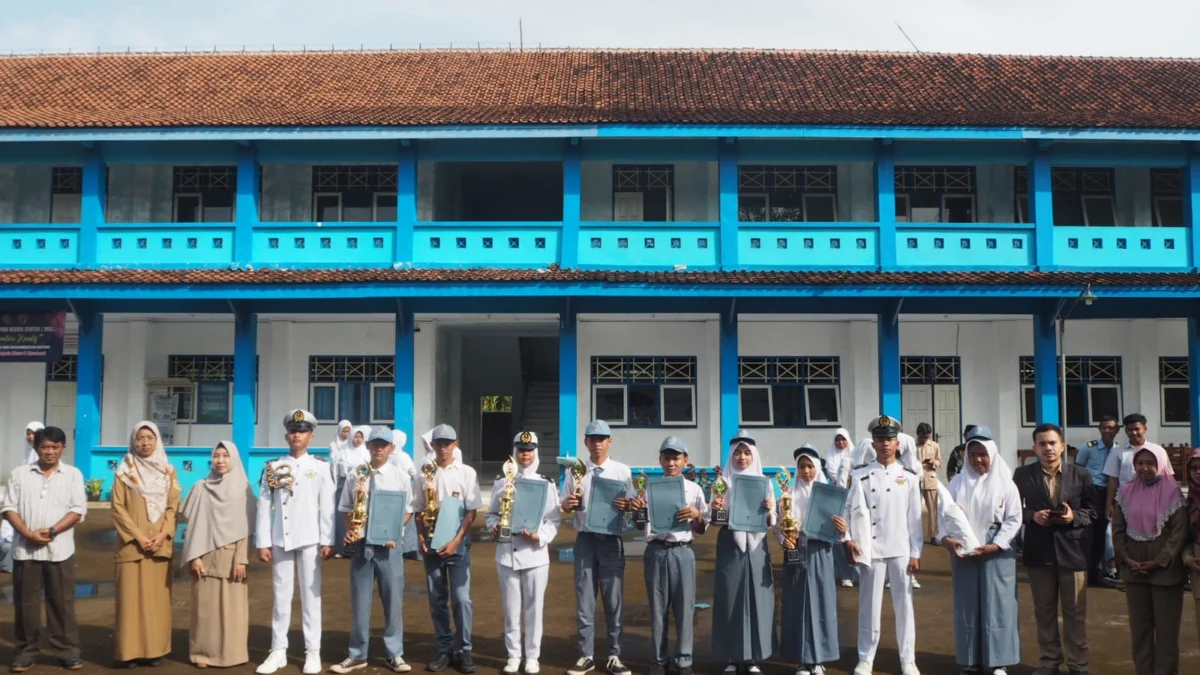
[2,49,1200,130]
[1,268,1197,288]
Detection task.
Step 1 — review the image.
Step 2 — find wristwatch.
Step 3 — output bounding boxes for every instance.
[47,527,56,540]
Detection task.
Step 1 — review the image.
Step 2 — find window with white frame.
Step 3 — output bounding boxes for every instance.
[738,357,841,427]
[1053,167,1116,226]
[1018,355,1122,427]
[173,166,235,223]
[1159,357,1190,426]
[894,166,976,223]
[50,167,82,224]
[311,165,399,222]
[1151,169,1185,227]
[168,355,258,424]
[737,166,838,222]
[612,165,673,222]
[308,356,395,424]
[590,357,696,427]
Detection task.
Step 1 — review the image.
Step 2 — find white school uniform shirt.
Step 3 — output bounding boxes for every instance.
[337,461,414,518]
[558,457,634,532]
[412,461,484,514]
[1,463,87,562]
[1102,441,1173,485]
[485,474,561,570]
[337,444,371,483]
[255,452,335,551]
[643,477,709,543]
[845,461,923,560]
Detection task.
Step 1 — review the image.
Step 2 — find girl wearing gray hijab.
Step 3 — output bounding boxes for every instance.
[180,441,255,668]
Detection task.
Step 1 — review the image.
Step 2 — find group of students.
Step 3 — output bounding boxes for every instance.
[6,410,1200,675]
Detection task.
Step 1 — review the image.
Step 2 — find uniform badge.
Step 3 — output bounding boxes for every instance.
[293,410,305,423]
[878,415,893,428]
[520,431,532,444]
[306,470,318,479]
[896,475,906,486]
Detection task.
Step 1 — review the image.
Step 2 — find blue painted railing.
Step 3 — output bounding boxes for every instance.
[88,446,328,499]
[1,220,1195,272]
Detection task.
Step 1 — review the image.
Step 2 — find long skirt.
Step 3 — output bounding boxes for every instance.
[711,528,776,662]
[190,575,250,666]
[780,540,840,666]
[114,558,173,662]
[950,548,1021,668]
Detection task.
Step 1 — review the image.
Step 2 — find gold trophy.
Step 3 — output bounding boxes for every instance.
[342,463,370,557]
[265,461,295,496]
[497,458,518,543]
[421,460,439,547]
[710,465,729,525]
[631,470,649,528]
[567,458,587,512]
[775,467,802,565]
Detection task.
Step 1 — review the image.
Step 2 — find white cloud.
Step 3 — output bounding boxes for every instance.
[1,0,1197,57]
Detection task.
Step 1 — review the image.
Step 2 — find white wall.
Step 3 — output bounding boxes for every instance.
[580,161,717,222]
[0,362,48,476]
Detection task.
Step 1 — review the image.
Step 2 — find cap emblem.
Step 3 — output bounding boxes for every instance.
[520,431,532,444]
[292,410,305,423]
[878,415,893,428]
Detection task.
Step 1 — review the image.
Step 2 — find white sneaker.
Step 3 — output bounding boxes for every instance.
[303,651,322,675]
[910,577,921,589]
[811,667,826,675]
[389,657,412,673]
[852,661,873,675]
[503,658,521,674]
[257,650,289,675]
[794,668,812,675]
[524,660,540,675]
[991,669,1007,675]
[840,579,854,588]
[900,662,920,675]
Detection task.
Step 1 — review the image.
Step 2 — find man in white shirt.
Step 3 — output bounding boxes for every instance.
[1102,413,1173,520]
[2,425,87,672]
[414,424,483,674]
[256,410,336,675]
[561,420,635,675]
[633,436,708,675]
[331,427,414,675]
[845,415,924,675]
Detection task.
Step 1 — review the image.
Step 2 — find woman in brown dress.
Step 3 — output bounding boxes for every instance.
[112,421,181,667]
[1183,448,1200,651]
[180,441,253,668]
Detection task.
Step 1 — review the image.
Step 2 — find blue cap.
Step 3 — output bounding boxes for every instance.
[367,426,393,444]
[431,424,457,442]
[584,419,611,437]
[659,436,688,454]
[965,425,993,443]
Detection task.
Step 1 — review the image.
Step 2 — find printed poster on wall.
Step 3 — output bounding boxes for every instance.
[0,312,66,362]
[150,393,179,446]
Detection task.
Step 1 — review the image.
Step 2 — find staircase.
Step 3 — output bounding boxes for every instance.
[521,380,561,470]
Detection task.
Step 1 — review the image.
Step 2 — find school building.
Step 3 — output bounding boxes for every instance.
[0,49,1199,495]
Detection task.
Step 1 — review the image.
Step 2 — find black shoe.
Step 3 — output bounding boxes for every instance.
[605,658,630,675]
[454,653,475,674]
[649,665,666,675]
[1068,670,1092,675]
[677,669,692,675]
[9,659,33,674]
[122,663,138,670]
[567,658,595,675]
[143,661,163,669]
[60,660,82,672]
[426,655,450,673]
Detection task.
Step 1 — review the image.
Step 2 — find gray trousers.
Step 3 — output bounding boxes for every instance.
[349,547,405,660]
[424,539,473,654]
[574,532,625,658]
[1,539,12,573]
[643,541,696,668]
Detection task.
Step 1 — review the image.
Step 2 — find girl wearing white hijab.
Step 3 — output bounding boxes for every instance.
[23,421,45,464]
[181,441,255,668]
[826,429,860,588]
[485,433,561,675]
[779,445,844,675]
[112,421,181,666]
[328,420,353,471]
[333,425,372,556]
[937,436,1021,675]
[711,433,777,674]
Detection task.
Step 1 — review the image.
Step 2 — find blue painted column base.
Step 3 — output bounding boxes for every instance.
[232,307,257,467]
[877,305,901,419]
[395,306,416,458]
[719,308,739,465]
[74,308,103,480]
[558,304,578,479]
[1033,311,1060,426]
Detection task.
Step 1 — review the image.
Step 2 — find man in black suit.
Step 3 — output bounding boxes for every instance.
[1013,423,1098,675]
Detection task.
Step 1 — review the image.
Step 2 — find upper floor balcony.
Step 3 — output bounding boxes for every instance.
[0,137,1196,273]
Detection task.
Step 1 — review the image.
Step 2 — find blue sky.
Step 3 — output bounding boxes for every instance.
[1,0,1196,57]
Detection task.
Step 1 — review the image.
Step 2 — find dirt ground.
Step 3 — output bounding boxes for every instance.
[0,511,1196,675]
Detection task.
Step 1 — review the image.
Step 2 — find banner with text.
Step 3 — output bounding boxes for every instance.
[0,312,66,362]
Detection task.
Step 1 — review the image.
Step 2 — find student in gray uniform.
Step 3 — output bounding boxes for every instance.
[630,436,709,675]
[779,445,845,675]
[710,431,777,675]
[560,420,635,675]
[938,428,1021,675]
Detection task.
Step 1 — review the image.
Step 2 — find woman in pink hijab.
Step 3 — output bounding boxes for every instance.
[1112,445,1188,675]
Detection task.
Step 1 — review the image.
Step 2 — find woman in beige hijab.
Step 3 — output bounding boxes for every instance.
[112,421,181,666]
[180,441,254,668]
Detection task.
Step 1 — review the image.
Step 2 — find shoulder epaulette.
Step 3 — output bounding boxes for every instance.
[852,463,870,472]
[904,466,918,475]
[314,455,329,462]
[1086,440,1098,447]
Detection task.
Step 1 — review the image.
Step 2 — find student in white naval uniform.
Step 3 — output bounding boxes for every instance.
[255,410,336,675]
[844,415,923,675]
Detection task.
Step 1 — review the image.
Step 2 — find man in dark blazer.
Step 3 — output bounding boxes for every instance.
[1013,422,1098,675]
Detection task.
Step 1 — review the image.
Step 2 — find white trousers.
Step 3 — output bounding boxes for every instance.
[271,544,322,651]
[497,563,549,660]
[857,557,916,663]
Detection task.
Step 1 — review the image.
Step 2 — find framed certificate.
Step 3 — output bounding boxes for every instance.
[801,482,848,543]
[586,476,627,535]
[647,476,688,533]
[509,477,549,533]
[728,474,769,533]
[365,489,407,546]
